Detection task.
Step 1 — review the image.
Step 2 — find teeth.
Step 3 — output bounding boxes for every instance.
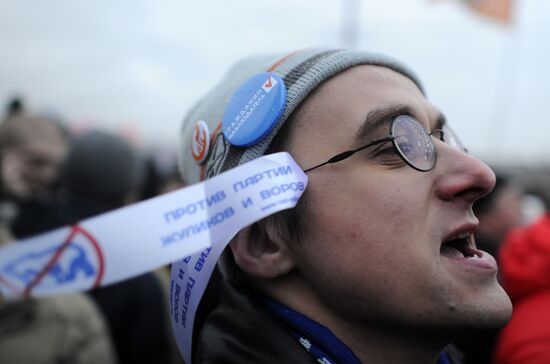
[447,232,470,241]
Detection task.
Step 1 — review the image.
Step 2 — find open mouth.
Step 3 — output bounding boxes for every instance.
[440,232,482,259]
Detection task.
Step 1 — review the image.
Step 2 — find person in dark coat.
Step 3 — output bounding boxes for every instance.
[56,131,175,364]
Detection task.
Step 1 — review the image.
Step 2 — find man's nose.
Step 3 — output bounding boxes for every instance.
[434,142,496,204]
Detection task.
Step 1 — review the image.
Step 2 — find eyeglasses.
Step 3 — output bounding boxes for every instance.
[303,115,466,173]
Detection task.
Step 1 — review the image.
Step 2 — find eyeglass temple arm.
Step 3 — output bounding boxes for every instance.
[303,150,356,173]
[303,137,393,173]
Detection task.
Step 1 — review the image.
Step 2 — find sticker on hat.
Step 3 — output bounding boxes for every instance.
[191,120,210,163]
[222,72,286,147]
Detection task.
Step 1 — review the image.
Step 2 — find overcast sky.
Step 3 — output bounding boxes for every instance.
[1,0,549,164]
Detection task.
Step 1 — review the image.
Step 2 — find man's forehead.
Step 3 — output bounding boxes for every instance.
[305,66,424,112]
[292,65,444,142]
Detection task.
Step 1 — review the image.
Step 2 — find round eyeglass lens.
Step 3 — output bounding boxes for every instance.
[391,115,436,171]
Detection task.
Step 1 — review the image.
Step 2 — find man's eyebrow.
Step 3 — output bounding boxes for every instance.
[355,105,448,141]
[355,104,415,142]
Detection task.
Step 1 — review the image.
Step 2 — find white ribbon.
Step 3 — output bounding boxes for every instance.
[0,152,307,300]
[0,152,307,364]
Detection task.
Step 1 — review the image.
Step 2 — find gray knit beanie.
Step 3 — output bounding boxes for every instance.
[179,48,424,183]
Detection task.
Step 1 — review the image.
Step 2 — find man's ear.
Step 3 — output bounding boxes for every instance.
[230,221,295,279]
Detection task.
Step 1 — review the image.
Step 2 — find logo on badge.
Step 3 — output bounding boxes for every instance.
[262,75,278,93]
[191,120,210,163]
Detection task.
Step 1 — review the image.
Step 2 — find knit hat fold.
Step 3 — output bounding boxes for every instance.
[179,48,423,184]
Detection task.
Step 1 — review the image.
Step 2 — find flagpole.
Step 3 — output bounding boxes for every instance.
[489,20,520,162]
[340,0,360,48]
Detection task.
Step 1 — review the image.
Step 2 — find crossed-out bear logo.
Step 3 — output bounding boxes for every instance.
[0,225,105,297]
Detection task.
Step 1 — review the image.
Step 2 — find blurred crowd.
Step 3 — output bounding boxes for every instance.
[0,94,549,364]
[0,98,184,364]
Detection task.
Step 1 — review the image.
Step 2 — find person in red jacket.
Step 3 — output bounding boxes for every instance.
[494,211,550,364]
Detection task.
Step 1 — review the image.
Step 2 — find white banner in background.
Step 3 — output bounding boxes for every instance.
[0,152,307,302]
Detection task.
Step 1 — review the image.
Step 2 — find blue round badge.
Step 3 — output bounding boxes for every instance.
[222,72,287,147]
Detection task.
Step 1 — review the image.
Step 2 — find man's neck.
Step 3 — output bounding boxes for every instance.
[334,323,450,364]
[262,273,451,364]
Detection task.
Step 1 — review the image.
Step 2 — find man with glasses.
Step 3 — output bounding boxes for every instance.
[179,49,512,364]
